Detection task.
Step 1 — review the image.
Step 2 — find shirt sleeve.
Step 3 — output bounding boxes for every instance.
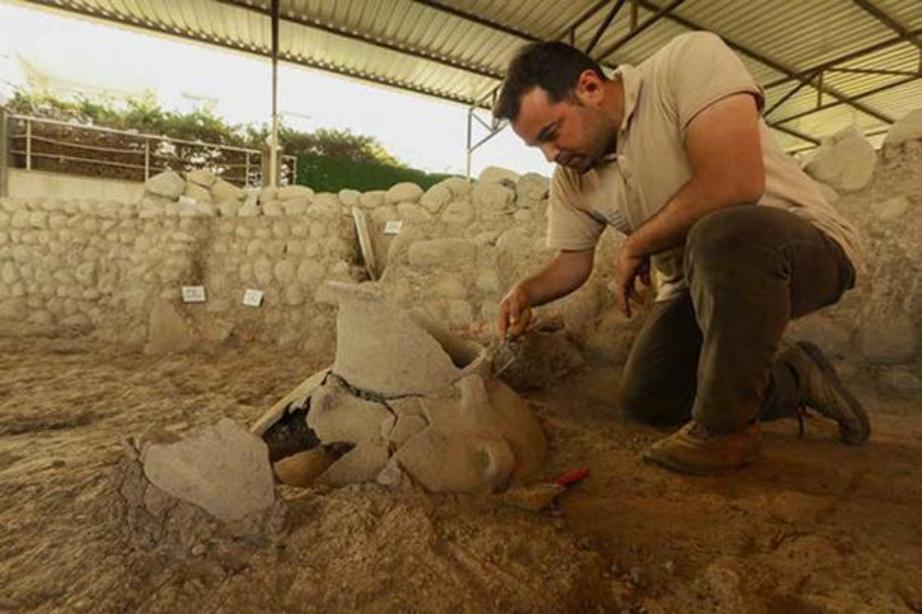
[545,167,605,251]
[667,32,765,134]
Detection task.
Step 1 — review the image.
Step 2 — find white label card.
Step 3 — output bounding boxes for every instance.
[243,288,265,307]
[383,220,403,235]
[181,285,206,303]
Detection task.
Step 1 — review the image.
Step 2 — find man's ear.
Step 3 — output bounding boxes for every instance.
[573,69,605,106]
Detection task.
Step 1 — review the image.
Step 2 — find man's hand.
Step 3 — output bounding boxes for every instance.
[496,249,594,339]
[616,244,651,317]
[497,285,533,339]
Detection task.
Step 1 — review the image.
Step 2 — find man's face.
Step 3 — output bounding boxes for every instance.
[511,83,616,174]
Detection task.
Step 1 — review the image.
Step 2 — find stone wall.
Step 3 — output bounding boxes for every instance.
[201,200,358,353]
[0,191,360,357]
[0,165,642,391]
[0,197,142,334]
[793,112,922,395]
[7,120,919,396]
[367,170,641,366]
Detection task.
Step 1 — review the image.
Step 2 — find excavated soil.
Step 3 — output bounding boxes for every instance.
[0,332,920,612]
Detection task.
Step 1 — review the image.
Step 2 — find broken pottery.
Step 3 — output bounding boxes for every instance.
[272,443,352,487]
[141,418,276,522]
[252,282,548,493]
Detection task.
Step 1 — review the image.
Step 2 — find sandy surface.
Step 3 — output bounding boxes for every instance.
[0,332,920,612]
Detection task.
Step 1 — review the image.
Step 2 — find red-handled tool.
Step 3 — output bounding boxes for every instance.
[554,467,590,488]
[502,467,591,512]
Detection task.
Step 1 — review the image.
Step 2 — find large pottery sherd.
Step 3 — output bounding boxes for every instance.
[142,418,276,522]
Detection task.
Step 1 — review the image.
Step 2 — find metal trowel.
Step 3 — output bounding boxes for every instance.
[490,334,521,377]
[489,315,565,377]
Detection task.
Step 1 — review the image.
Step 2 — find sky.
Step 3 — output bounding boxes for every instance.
[0,0,553,178]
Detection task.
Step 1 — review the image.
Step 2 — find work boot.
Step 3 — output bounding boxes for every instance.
[779,341,871,445]
[643,420,761,475]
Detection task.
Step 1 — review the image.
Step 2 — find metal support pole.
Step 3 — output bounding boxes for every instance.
[269,0,280,188]
[0,108,9,197]
[464,84,508,176]
[144,139,150,180]
[244,151,251,188]
[465,106,473,178]
[25,119,32,171]
[816,71,824,108]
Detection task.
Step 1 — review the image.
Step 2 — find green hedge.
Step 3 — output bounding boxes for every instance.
[297,153,456,192]
[8,91,404,165]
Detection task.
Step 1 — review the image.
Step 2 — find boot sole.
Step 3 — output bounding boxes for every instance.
[798,341,871,445]
[642,448,758,476]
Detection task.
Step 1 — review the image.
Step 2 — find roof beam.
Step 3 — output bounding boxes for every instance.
[765,26,922,89]
[770,123,820,146]
[772,74,920,125]
[787,124,891,154]
[553,0,612,42]
[586,0,628,55]
[410,0,620,103]
[595,0,687,60]
[630,0,894,125]
[764,72,818,118]
[408,0,538,42]
[20,0,479,108]
[215,0,503,80]
[851,0,922,53]
[826,67,922,78]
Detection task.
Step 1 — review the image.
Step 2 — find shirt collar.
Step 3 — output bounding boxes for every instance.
[613,63,643,135]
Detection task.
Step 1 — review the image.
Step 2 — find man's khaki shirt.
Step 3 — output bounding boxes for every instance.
[547,31,863,301]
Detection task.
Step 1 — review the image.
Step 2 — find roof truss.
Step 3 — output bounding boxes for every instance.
[17,0,922,151]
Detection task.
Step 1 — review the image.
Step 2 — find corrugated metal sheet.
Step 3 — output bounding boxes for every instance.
[874,0,922,27]
[862,79,922,117]
[18,0,922,152]
[675,0,894,70]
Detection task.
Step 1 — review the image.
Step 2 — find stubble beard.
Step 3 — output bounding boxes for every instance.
[581,122,618,173]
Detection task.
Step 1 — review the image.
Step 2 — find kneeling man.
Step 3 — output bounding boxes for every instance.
[494,32,870,475]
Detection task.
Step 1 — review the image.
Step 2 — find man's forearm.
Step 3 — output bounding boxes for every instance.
[520,249,594,307]
[625,177,759,258]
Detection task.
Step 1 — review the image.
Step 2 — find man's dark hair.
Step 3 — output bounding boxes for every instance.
[494,41,608,122]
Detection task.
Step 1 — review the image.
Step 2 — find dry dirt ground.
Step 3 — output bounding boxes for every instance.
[0,332,920,613]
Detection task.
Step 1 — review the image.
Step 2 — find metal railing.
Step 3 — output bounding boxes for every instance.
[7,114,297,187]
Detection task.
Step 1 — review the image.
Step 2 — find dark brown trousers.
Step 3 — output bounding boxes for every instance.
[619,206,855,433]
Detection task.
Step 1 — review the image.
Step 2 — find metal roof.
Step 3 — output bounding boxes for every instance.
[17,0,922,153]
